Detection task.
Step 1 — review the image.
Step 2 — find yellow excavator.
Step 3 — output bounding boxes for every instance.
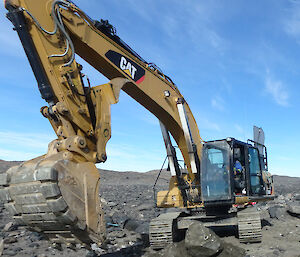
[0,0,274,249]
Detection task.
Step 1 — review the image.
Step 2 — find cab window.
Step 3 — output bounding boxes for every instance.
[248,147,262,195]
[208,148,224,168]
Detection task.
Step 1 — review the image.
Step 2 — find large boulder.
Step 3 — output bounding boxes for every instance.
[143,221,245,257]
[268,205,287,219]
[185,222,223,257]
[111,212,130,227]
[287,202,300,217]
[123,218,140,231]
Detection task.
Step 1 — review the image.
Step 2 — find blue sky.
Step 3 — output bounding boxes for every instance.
[0,0,299,177]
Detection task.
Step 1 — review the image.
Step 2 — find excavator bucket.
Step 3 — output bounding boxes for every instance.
[0,152,106,247]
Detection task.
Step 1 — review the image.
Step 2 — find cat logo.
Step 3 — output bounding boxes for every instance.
[105,50,145,84]
[120,56,137,80]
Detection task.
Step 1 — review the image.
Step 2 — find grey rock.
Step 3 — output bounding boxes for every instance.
[30,231,46,241]
[37,254,48,257]
[294,194,300,201]
[50,243,62,251]
[3,222,13,232]
[287,202,300,216]
[111,213,129,227]
[260,209,271,220]
[124,219,140,231]
[28,242,40,248]
[275,195,286,204]
[86,250,98,257]
[162,241,189,257]
[143,229,245,257]
[185,221,223,257]
[135,222,149,234]
[268,205,287,219]
[3,237,17,244]
[100,197,107,205]
[126,232,142,243]
[108,230,126,239]
[107,202,118,207]
[218,242,245,257]
[3,250,17,256]
[136,203,153,211]
[0,239,3,256]
[13,247,22,252]
[143,241,188,257]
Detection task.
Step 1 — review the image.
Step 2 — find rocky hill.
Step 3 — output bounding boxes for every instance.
[273,175,300,195]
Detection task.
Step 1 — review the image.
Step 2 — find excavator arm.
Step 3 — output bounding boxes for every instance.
[1,0,204,246]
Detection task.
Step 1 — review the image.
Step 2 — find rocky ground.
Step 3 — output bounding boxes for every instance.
[0,160,300,257]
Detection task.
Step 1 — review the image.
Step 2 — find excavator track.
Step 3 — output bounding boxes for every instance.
[0,158,104,247]
[149,212,181,249]
[237,207,262,243]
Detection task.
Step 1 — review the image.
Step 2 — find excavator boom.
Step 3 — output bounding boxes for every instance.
[0,0,274,248]
[0,0,204,246]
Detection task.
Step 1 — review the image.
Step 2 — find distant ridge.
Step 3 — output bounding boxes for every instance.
[0,160,298,194]
[0,160,23,173]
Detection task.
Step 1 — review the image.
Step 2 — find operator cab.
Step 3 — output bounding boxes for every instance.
[201,137,268,208]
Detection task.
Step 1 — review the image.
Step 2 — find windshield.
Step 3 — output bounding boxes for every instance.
[201,140,231,202]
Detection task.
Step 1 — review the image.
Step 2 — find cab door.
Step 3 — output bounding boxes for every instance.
[201,141,232,203]
[248,147,264,195]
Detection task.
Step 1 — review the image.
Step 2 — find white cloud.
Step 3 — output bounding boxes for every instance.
[265,74,289,107]
[203,27,224,53]
[0,148,38,161]
[195,113,221,132]
[204,120,221,132]
[127,0,228,55]
[283,2,300,41]
[184,2,227,54]
[0,131,55,149]
[211,95,225,111]
[0,131,56,161]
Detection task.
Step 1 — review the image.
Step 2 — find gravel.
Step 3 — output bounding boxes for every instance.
[0,161,299,256]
